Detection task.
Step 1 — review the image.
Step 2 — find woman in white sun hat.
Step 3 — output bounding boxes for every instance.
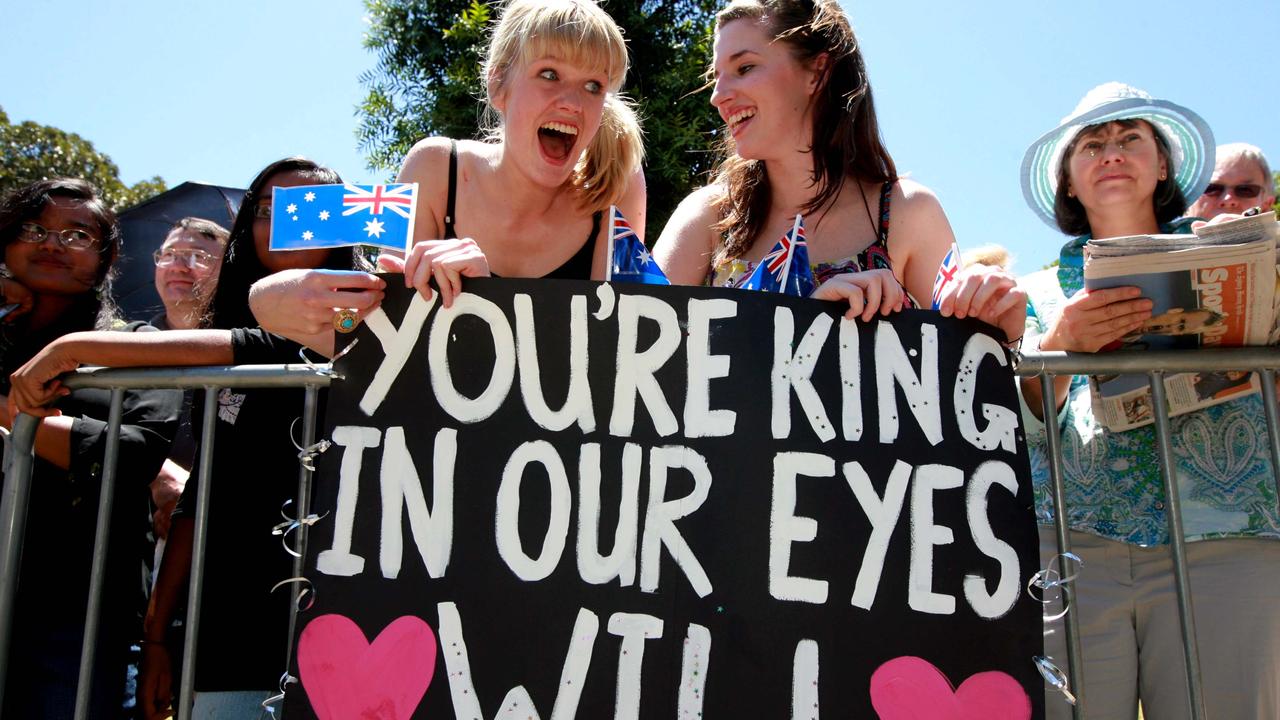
[1018,82,1280,719]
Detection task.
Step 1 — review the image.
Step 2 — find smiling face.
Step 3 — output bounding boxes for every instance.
[711,16,823,161]
[1065,120,1168,219]
[5,197,105,297]
[491,54,608,187]
[154,228,225,313]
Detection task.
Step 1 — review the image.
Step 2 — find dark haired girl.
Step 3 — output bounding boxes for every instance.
[0,178,180,717]
[9,158,375,718]
[654,0,1024,339]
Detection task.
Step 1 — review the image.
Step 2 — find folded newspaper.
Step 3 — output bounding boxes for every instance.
[1082,211,1280,431]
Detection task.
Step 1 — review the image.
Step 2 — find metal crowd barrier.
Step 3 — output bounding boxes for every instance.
[0,364,330,720]
[0,350,1277,720]
[1013,347,1280,720]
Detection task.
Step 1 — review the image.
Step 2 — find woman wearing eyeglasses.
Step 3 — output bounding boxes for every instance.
[7,158,369,718]
[0,178,181,718]
[1018,83,1280,719]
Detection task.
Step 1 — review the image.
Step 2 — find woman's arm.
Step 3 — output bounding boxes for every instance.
[652,185,723,286]
[392,138,491,307]
[885,179,956,304]
[395,137,450,244]
[8,330,234,417]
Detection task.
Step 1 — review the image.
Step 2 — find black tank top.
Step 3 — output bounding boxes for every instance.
[444,140,599,280]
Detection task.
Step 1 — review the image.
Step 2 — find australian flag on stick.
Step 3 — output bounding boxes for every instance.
[741,214,815,297]
[269,183,418,253]
[606,206,668,285]
[930,242,961,309]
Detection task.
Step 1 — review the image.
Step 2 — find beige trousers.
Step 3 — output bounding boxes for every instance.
[1040,529,1280,720]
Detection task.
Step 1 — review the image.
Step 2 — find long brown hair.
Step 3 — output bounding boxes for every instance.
[711,0,896,261]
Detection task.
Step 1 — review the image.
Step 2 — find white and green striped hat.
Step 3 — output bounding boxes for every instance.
[1020,82,1214,229]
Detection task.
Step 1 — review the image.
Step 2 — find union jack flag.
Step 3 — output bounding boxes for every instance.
[270,183,418,253]
[741,214,814,296]
[607,206,669,285]
[341,183,415,219]
[931,242,961,309]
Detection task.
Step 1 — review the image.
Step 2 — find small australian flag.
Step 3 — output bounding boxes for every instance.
[269,183,418,253]
[606,206,669,285]
[741,214,815,297]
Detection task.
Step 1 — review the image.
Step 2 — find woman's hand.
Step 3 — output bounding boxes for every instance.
[8,339,78,419]
[249,269,386,341]
[138,641,173,720]
[936,265,1028,345]
[387,238,490,308]
[1039,286,1153,353]
[810,269,906,321]
[0,277,34,322]
[150,460,187,540]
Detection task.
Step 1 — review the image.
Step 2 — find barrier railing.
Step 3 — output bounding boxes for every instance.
[0,348,1277,720]
[1013,347,1280,720]
[0,364,330,720]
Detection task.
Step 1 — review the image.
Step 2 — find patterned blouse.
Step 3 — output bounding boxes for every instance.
[1020,219,1280,546]
[707,181,913,307]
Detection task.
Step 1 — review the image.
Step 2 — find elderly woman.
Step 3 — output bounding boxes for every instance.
[1018,83,1279,719]
[0,179,180,717]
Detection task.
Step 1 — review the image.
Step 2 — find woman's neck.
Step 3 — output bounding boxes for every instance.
[1086,204,1160,240]
[27,293,82,332]
[491,144,571,219]
[763,150,822,215]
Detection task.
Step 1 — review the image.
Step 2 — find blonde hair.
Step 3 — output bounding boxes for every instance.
[962,244,1012,271]
[483,0,643,211]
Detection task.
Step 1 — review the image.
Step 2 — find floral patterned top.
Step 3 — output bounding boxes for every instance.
[1019,219,1280,546]
[707,181,913,307]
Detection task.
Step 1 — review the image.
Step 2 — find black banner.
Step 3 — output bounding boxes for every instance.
[284,279,1043,719]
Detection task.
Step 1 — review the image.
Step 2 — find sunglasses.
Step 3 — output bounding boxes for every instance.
[1202,183,1264,199]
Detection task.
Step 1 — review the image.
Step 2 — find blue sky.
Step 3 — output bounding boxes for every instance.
[2,0,1274,271]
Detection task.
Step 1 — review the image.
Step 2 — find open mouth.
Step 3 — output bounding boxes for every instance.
[537,122,579,163]
[726,108,756,136]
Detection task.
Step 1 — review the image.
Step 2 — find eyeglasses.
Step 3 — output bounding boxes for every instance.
[153,248,218,270]
[16,222,100,251]
[253,203,272,219]
[1074,132,1148,159]
[1202,183,1264,199]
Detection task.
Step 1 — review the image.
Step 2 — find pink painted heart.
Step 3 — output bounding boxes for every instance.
[870,656,1031,720]
[299,614,437,720]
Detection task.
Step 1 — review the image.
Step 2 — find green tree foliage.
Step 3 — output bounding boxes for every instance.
[357,0,723,236]
[0,107,166,210]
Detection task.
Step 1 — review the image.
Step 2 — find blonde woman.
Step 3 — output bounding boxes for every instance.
[248,0,648,352]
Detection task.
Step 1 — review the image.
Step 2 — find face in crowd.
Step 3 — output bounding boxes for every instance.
[483,0,625,191]
[6,196,107,298]
[710,13,827,162]
[153,224,225,316]
[1188,150,1275,219]
[1064,120,1168,217]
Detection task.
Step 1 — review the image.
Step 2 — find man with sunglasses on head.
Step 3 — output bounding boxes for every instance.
[1189,143,1276,219]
